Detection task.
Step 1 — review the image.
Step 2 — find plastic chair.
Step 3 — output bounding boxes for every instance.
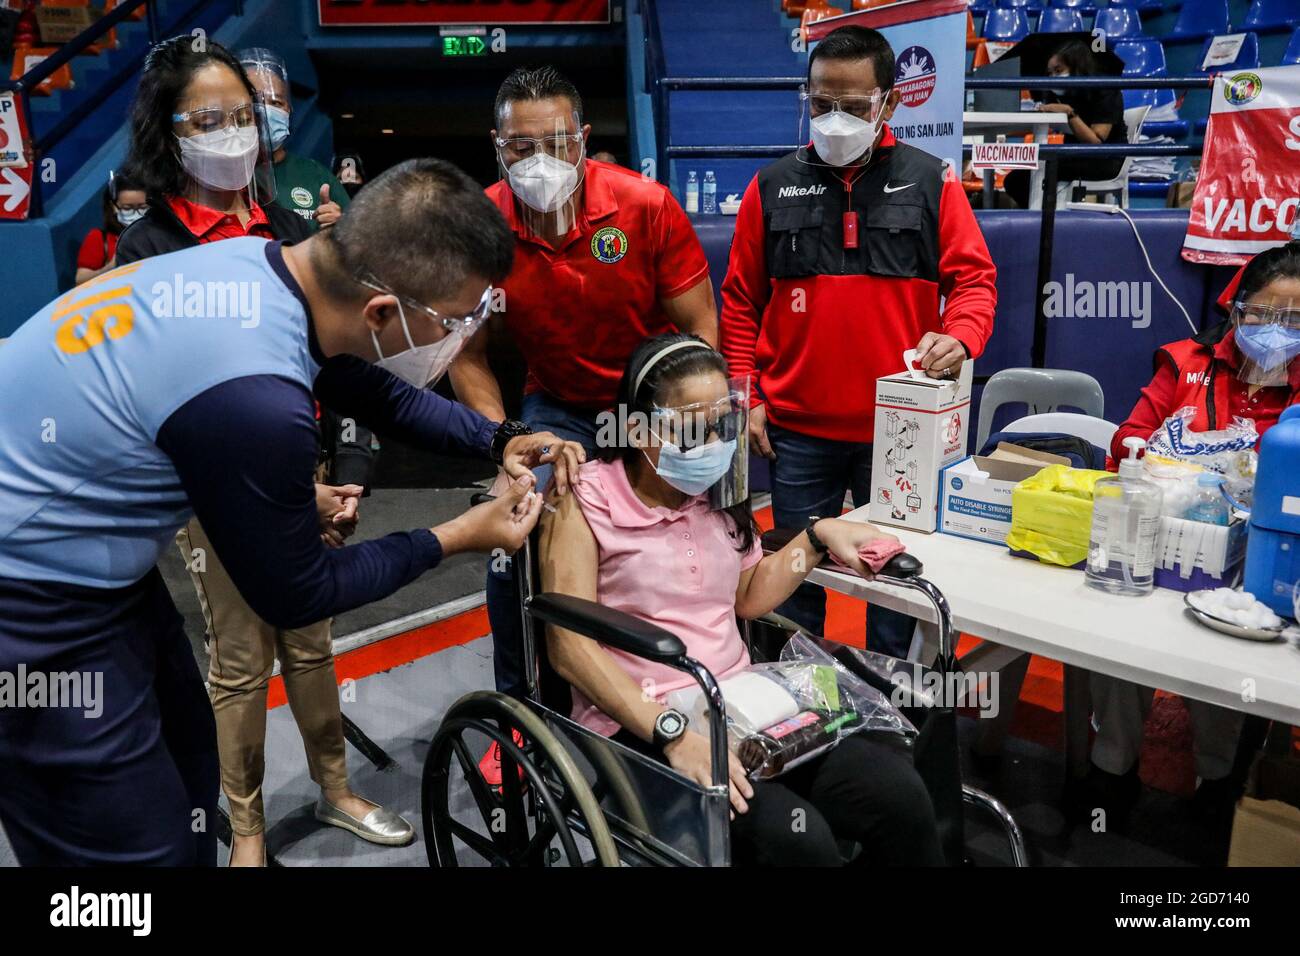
[1062,104,1151,207]
[1285,27,1300,64]
[1095,5,1145,37]
[983,7,1032,40]
[1244,0,1300,34]
[1113,36,1166,74]
[975,367,1106,450]
[1169,0,1231,40]
[1040,7,1085,30]
[1050,0,1096,10]
[996,0,1043,9]
[1003,412,1119,450]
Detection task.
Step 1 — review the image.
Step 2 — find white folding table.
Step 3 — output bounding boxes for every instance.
[810,506,1300,773]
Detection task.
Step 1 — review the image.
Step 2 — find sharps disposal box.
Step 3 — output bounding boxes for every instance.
[869,358,973,532]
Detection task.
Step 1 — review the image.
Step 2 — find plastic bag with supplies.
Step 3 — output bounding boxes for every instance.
[1146,406,1257,506]
[665,634,915,780]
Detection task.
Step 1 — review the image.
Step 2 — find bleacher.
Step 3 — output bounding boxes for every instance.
[645,0,1300,208]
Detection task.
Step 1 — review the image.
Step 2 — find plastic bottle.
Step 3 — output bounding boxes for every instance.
[1086,437,1164,596]
[702,170,717,214]
[1184,472,1230,525]
[685,170,699,214]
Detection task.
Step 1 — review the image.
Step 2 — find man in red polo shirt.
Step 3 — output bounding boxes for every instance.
[450,65,716,712]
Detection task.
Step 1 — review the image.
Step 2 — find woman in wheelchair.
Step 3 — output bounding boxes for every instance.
[539,333,945,866]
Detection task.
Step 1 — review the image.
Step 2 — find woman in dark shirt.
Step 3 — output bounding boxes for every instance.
[1006,40,1128,209]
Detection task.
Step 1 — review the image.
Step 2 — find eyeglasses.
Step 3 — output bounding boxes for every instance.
[172,103,257,133]
[800,88,884,121]
[1232,300,1300,330]
[651,395,745,449]
[494,133,584,161]
[358,277,495,333]
[114,201,149,214]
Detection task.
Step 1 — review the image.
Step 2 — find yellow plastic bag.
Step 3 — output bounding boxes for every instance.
[1004,465,1111,567]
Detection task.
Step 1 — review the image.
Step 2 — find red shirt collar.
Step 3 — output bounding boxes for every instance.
[166,194,270,240]
[492,159,618,249]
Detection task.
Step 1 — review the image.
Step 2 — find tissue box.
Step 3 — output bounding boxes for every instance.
[940,444,1070,545]
[869,361,973,532]
[1153,516,1248,592]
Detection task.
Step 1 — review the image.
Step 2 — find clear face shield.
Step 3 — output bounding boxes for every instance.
[494,109,585,238]
[1231,298,1300,386]
[646,374,751,510]
[359,277,495,388]
[796,87,887,170]
[239,47,292,157]
[172,95,277,205]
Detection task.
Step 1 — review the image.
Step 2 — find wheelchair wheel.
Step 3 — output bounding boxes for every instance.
[421,691,620,867]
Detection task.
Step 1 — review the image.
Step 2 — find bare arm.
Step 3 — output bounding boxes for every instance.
[660,276,718,348]
[448,317,508,422]
[540,490,667,743]
[734,518,901,620]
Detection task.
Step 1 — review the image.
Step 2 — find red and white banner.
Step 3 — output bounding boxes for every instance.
[0,92,33,220]
[318,0,610,27]
[1183,65,1300,266]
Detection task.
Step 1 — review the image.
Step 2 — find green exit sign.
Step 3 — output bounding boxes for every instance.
[442,35,487,57]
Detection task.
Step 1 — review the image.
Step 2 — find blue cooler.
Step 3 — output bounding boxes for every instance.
[1243,405,1300,618]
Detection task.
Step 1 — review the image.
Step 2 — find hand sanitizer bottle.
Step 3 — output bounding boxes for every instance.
[1086,437,1164,596]
[685,170,699,214]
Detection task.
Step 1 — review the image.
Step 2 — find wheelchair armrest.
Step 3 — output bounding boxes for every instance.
[759,528,923,579]
[528,592,687,664]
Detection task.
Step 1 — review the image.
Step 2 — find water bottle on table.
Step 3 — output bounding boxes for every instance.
[702,170,717,214]
[685,170,699,214]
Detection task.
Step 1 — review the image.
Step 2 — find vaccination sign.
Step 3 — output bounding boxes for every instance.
[808,0,967,176]
[318,0,610,26]
[1182,65,1300,266]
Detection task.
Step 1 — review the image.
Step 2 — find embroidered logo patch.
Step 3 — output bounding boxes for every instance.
[591,226,628,263]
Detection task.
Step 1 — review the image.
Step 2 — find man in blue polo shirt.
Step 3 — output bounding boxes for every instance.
[0,158,584,865]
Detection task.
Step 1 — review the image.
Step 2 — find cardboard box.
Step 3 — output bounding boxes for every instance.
[940,444,1069,545]
[1228,748,1300,867]
[869,359,973,532]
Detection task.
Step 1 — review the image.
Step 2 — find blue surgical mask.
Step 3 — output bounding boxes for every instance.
[1236,324,1300,372]
[646,438,737,496]
[265,105,291,150]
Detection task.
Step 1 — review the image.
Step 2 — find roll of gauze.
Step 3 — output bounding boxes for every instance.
[720,671,801,732]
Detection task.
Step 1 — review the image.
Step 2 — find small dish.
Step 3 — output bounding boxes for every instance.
[1184,591,1287,642]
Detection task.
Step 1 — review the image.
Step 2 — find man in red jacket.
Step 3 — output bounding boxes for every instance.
[720,26,997,654]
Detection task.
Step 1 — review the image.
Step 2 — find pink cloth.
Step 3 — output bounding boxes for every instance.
[828,537,907,576]
[566,459,763,737]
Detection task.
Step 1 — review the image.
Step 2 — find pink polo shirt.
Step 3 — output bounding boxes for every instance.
[567,458,764,737]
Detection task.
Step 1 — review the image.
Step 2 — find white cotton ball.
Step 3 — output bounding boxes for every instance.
[1226,591,1254,611]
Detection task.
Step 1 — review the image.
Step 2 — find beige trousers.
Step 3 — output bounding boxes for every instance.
[178,517,349,836]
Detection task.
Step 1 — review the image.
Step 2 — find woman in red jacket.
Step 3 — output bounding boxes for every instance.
[1084,241,1300,830]
[1110,241,1300,464]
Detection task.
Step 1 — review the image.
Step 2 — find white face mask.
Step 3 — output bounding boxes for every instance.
[370,299,467,388]
[116,207,145,228]
[507,152,581,212]
[175,125,259,192]
[810,110,879,167]
[1050,71,1070,96]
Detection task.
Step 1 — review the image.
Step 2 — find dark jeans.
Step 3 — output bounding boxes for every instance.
[0,570,219,865]
[488,390,603,698]
[614,729,944,866]
[766,422,916,658]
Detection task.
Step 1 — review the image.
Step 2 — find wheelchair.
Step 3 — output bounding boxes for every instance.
[420,498,1028,867]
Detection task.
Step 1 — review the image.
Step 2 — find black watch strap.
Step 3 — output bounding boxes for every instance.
[805,517,830,555]
[490,419,532,465]
[653,709,689,750]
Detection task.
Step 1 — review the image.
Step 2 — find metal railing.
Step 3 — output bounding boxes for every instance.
[2,0,244,217]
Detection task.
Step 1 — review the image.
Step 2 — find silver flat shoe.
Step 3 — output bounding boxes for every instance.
[314,798,415,847]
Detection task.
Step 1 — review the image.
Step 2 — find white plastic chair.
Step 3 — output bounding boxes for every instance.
[1057,104,1151,208]
[976,367,1106,451]
[1004,412,1118,452]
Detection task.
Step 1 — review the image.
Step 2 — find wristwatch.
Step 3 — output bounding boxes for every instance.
[653,709,689,751]
[490,419,532,465]
[805,517,831,555]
